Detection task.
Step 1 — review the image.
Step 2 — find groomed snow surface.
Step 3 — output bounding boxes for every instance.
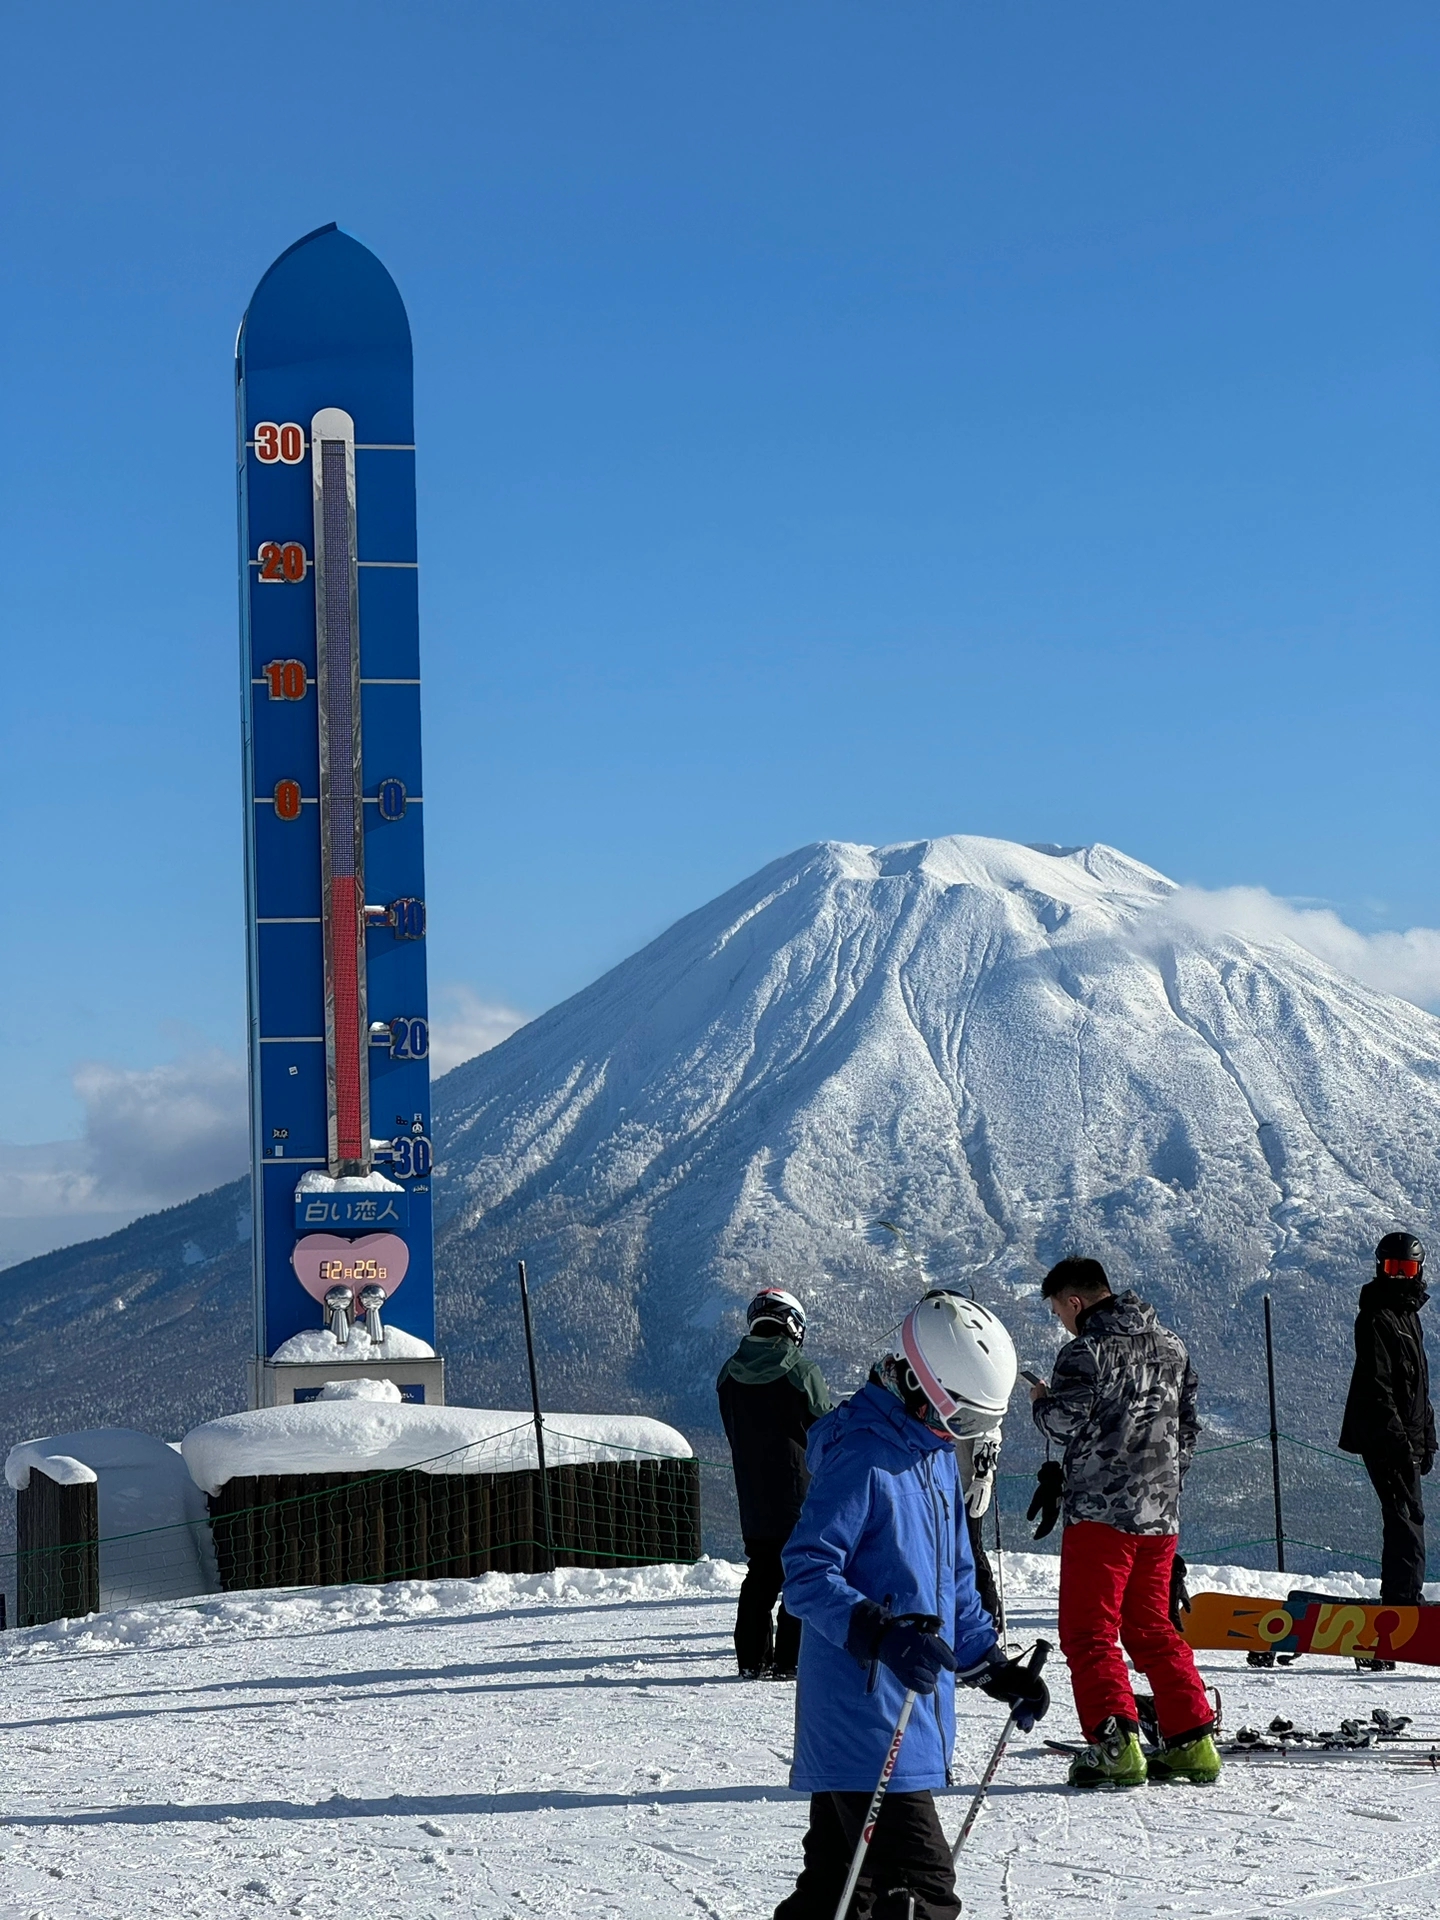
[4,1556,1439,1917]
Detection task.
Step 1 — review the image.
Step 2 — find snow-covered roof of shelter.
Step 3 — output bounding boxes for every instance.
[181,1405,693,1494]
[5,1427,219,1608]
[5,1442,97,1490]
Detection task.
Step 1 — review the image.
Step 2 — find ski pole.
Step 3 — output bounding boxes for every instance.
[832,1688,919,1920]
[951,1638,1052,1862]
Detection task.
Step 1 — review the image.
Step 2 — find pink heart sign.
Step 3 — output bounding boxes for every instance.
[291,1233,410,1303]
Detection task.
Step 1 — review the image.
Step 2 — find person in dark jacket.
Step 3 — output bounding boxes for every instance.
[1339,1232,1436,1608]
[1032,1256,1217,1789]
[776,1290,1047,1920]
[717,1288,833,1678]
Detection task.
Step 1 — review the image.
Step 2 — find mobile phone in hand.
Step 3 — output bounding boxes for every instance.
[1020,1369,1047,1388]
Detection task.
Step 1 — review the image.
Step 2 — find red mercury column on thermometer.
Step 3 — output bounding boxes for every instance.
[312,407,370,1174]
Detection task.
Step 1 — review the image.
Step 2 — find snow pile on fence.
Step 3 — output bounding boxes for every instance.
[181,1403,693,1494]
[5,1443,97,1489]
[5,1427,219,1605]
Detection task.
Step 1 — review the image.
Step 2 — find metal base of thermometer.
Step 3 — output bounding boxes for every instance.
[250,1357,446,1408]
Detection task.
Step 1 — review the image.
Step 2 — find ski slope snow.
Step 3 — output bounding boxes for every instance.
[3,1558,1439,1918]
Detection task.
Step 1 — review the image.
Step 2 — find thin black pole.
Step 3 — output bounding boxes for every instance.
[992,1488,1007,1639]
[518,1260,555,1572]
[1263,1293,1285,1574]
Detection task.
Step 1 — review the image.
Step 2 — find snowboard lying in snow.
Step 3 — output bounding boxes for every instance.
[1181,1589,1440,1665]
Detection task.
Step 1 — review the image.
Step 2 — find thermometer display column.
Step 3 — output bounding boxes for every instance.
[311,406,369,1176]
[237,222,436,1370]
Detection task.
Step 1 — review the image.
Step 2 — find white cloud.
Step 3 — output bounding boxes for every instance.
[0,1137,94,1215]
[72,1049,249,1207]
[0,1050,248,1266]
[0,1049,248,1222]
[1158,885,1440,1010]
[428,985,528,1076]
[0,987,529,1260]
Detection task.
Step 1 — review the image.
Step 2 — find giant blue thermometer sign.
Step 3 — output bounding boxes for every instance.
[237,226,439,1402]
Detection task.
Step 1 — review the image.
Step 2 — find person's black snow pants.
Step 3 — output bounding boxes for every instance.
[1362,1452,1428,1605]
[967,1510,1002,1633]
[772,1789,960,1920]
[735,1537,802,1674]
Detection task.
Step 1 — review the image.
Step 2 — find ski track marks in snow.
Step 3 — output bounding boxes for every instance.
[2,1565,1440,1917]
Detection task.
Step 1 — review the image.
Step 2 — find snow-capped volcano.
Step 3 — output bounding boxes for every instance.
[433,835,1440,1534]
[6,834,1438,1564]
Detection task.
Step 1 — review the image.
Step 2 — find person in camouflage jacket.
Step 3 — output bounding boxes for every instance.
[1034,1280,1199,1534]
[1030,1258,1215,1785]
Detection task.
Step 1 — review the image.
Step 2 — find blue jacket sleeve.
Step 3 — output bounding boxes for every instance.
[781,1440,876,1651]
[950,1466,999,1676]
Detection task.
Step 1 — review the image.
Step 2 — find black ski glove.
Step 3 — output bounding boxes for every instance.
[846,1601,957,1695]
[879,1619,959,1694]
[1027,1460,1064,1541]
[1168,1553,1192,1633]
[977,1650,1051,1731]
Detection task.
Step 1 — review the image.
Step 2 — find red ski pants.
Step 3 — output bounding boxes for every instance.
[1058,1522,1211,1741]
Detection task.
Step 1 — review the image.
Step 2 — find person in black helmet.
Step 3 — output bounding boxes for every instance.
[717,1288,833,1678]
[1339,1233,1436,1609]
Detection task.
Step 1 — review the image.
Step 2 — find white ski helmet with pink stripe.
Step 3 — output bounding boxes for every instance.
[746,1287,807,1344]
[899,1291,1017,1437]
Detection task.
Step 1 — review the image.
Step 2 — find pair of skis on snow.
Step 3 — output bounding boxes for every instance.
[1043,1737,1440,1769]
[1045,1705,1440,1770]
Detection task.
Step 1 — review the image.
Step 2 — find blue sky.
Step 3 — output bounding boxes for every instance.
[2,3,1438,1239]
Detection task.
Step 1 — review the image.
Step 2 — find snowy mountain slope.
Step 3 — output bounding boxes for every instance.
[5,1561,1440,1918]
[432,836,1440,1546]
[0,1181,251,1449]
[5,834,1440,1568]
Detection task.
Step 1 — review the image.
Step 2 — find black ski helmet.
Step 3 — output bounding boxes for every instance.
[1375,1231,1425,1277]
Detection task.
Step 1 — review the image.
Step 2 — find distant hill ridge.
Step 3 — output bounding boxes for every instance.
[7,835,1440,1559]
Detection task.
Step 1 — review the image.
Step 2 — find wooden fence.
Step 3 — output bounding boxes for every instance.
[208,1457,702,1591]
[17,1471,99,1627]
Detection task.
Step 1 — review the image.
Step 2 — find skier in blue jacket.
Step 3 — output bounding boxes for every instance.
[776,1292,1050,1920]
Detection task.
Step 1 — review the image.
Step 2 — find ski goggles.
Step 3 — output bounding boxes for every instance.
[1381,1257,1423,1278]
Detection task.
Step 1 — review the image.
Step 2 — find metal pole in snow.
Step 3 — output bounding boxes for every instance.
[1263,1293,1285,1574]
[951,1640,1052,1862]
[518,1260,556,1573]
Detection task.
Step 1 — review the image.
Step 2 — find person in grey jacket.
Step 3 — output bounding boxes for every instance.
[1031,1257,1216,1788]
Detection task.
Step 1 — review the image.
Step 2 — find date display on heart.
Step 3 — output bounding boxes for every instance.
[291,1233,410,1303]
